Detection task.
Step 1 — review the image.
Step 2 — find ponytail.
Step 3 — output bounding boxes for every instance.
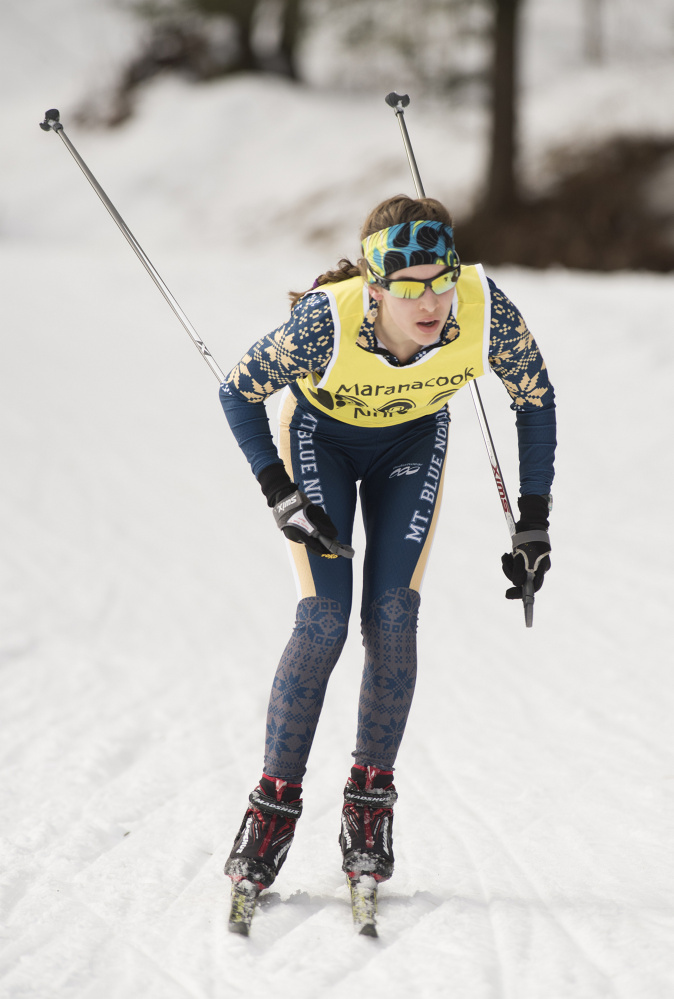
[288,257,365,310]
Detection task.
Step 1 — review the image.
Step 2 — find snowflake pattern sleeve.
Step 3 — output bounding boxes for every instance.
[219,294,335,476]
[226,293,335,403]
[487,279,557,495]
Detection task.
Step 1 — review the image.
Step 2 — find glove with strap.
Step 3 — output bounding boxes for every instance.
[257,462,342,557]
[501,494,552,600]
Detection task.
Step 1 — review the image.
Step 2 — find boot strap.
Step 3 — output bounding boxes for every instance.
[249,788,303,819]
[343,787,398,809]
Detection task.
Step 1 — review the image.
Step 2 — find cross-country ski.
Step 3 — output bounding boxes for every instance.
[348,877,379,937]
[227,880,262,937]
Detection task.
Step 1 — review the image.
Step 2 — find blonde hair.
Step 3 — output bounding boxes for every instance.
[288,195,454,309]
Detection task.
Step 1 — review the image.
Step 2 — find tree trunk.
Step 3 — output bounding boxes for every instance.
[233,0,259,71]
[485,0,521,213]
[584,0,603,63]
[278,0,303,80]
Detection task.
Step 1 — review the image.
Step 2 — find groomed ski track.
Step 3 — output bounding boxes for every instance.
[2,246,672,998]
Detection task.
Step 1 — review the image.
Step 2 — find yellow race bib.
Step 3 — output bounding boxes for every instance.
[296,265,490,427]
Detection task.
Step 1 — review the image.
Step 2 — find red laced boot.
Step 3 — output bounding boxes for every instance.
[339,765,398,883]
[225,775,303,890]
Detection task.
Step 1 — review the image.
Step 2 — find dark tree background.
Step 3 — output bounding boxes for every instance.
[95,0,674,271]
[458,0,674,270]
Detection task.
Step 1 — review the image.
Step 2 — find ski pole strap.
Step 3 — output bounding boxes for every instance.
[248,788,303,819]
[512,530,551,572]
[343,788,398,809]
[512,530,550,546]
[273,489,311,529]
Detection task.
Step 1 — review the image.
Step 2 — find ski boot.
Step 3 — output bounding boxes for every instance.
[339,764,398,883]
[225,775,303,890]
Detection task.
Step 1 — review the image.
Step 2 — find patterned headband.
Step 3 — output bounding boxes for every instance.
[361,220,458,281]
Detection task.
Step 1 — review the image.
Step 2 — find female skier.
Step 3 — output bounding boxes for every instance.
[219,194,556,897]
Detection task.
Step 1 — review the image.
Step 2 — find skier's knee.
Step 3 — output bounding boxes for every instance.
[294,596,349,650]
[361,587,420,643]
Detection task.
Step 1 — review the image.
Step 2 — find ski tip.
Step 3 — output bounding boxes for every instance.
[348,875,379,937]
[227,878,260,936]
[359,922,378,938]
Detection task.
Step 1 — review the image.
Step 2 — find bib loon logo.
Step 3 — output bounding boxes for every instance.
[390,463,422,478]
[376,399,415,416]
[306,369,476,422]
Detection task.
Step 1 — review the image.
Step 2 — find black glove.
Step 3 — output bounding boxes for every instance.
[501,494,551,600]
[257,463,340,556]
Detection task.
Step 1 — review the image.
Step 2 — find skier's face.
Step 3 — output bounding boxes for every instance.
[370,264,455,350]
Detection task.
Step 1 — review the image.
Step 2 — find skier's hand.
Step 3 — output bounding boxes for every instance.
[502,535,551,599]
[272,489,339,555]
[256,462,352,558]
[501,495,552,600]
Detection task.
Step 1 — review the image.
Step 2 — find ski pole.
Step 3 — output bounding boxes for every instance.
[39,108,227,382]
[384,92,534,626]
[39,109,354,560]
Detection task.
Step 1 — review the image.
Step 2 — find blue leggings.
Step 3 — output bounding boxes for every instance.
[263,390,449,780]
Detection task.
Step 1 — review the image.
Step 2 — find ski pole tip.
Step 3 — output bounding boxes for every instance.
[385,92,410,110]
[40,109,61,132]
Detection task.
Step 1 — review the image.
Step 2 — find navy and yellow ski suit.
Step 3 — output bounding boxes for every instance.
[220,269,556,780]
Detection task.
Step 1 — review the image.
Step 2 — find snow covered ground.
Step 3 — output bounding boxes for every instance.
[2,1,674,996]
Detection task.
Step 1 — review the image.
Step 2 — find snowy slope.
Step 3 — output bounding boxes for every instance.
[2,1,674,996]
[2,245,673,999]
